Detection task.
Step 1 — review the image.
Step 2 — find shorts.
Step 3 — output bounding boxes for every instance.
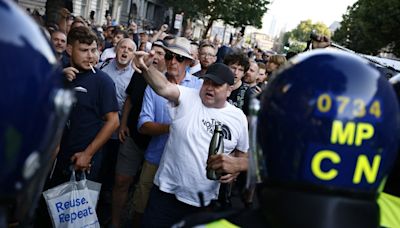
[132,161,158,213]
[115,136,144,176]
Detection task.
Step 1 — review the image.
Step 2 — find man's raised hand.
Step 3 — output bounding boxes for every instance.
[133,50,155,73]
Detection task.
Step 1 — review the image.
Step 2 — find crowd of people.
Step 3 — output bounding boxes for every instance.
[27,6,292,228]
[1,2,400,228]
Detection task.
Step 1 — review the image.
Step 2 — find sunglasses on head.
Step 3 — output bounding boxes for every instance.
[165,51,186,62]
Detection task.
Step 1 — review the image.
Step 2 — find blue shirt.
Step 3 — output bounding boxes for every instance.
[100,59,134,113]
[138,72,203,165]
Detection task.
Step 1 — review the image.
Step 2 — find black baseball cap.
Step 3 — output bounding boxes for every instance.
[202,63,234,85]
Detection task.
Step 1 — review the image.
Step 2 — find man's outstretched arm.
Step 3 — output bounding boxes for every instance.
[135,51,180,104]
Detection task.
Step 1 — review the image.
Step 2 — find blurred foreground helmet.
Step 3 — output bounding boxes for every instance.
[389,73,400,95]
[258,49,399,195]
[0,0,73,222]
[383,74,400,195]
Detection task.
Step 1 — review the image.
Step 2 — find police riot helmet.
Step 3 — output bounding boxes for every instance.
[389,73,400,94]
[383,74,400,196]
[0,0,73,222]
[258,49,399,195]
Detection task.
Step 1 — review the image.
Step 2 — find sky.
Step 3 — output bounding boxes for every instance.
[260,0,358,36]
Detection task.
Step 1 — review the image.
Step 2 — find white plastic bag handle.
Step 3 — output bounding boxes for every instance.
[70,169,76,182]
[69,167,88,182]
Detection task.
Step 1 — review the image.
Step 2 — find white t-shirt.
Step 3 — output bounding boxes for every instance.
[100,47,116,62]
[154,86,249,207]
[190,62,201,74]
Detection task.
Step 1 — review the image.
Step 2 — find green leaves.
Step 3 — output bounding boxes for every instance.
[164,0,270,29]
[282,20,331,52]
[333,0,400,56]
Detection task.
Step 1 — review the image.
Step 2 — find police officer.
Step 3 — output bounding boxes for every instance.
[0,1,73,226]
[378,74,400,228]
[175,49,400,228]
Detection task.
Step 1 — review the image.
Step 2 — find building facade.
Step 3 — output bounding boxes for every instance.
[16,0,46,13]
[16,0,169,28]
[119,0,171,29]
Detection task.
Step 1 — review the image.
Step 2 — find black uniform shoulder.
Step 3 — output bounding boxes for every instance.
[228,208,267,228]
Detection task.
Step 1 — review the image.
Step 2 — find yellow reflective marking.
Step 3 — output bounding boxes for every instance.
[317,93,332,113]
[369,100,382,118]
[353,99,366,117]
[337,96,350,114]
[206,219,240,228]
[378,192,400,228]
[330,121,374,146]
[316,95,381,120]
[312,150,341,180]
[330,120,355,145]
[355,123,374,146]
[353,154,381,184]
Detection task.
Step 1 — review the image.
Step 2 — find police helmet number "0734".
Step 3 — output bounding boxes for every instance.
[308,93,383,186]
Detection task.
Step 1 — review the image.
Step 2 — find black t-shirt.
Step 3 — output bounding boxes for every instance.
[59,69,118,160]
[61,51,70,68]
[227,82,251,115]
[125,71,151,150]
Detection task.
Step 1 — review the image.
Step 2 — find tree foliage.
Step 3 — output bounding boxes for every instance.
[333,0,400,56]
[286,42,307,53]
[282,20,331,52]
[164,0,270,38]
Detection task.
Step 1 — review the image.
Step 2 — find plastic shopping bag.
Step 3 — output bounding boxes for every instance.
[43,170,101,228]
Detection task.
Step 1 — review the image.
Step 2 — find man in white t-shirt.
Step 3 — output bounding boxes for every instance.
[135,58,249,227]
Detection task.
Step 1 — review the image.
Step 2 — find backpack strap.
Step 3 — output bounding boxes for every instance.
[99,58,114,70]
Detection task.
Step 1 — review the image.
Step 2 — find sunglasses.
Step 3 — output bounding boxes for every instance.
[165,51,186,62]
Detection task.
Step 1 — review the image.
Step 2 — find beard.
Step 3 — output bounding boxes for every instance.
[118,58,130,66]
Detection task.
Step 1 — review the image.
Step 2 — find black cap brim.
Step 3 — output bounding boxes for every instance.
[201,74,226,85]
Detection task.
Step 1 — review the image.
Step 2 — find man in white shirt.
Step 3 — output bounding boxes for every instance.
[134,58,249,227]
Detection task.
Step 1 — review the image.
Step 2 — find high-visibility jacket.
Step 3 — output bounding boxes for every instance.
[378,192,400,228]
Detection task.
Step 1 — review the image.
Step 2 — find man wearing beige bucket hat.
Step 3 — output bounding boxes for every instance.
[131,37,203,226]
[163,37,194,60]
